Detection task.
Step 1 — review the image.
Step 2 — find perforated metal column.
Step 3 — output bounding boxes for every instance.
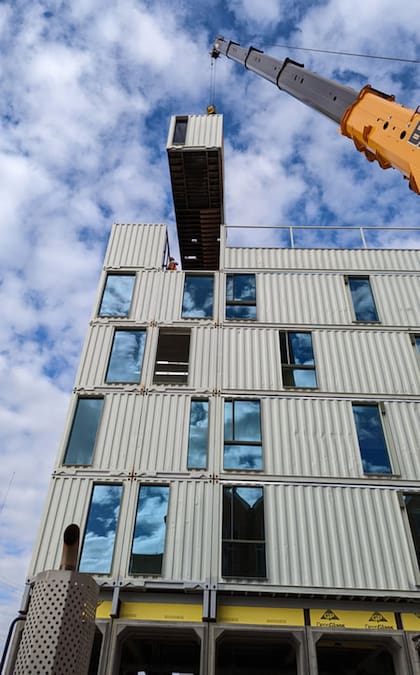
[13,570,98,675]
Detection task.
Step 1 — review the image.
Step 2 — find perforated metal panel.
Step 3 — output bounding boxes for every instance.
[14,570,98,675]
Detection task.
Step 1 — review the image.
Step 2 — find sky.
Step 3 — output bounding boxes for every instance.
[0,0,420,647]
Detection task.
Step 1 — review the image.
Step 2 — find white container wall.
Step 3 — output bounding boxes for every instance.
[167,114,223,150]
[104,223,167,269]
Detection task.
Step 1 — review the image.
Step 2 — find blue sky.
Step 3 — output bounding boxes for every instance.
[0,0,419,645]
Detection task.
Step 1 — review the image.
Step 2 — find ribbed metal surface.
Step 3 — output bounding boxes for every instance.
[104,223,167,269]
[224,246,420,272]
[264,485,415,591]
[221,327,420,395]
[166,114,223,150]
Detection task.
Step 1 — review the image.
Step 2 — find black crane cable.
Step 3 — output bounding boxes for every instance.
[267,43,420,64]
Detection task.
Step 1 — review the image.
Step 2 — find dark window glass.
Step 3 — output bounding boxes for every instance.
[154,331,190,384]
[280,331,317,388]
[173,117,188,144]
[187,400,209,469]
[404,494,420,568]
[414,336,420,353]
[79,484,122,573]
[130,485,169,574]
[99,274,135,317]
[222,486,266,578]
[353,404,392,474]
[224,400,262,470]
[226,274,256,320]
[182,275,214,318]
[348,277,379,322]
[63,398,103,465]
[106,330,146,383]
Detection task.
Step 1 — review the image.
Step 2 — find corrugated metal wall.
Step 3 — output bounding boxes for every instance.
[104,223,167,269]
[166,114,223,150]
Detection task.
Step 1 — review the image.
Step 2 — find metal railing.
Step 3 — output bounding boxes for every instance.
[224,225,420,250]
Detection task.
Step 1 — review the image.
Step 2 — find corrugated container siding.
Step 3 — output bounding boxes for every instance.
[104,223,167,269]
[221,327,420,395]
[166,114,223,150]
[224,246,420,272]
[30,479,419,592]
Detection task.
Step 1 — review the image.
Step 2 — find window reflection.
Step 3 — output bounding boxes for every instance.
[224,400,262,470]
[106,330,146,383]
[353,404,392,474]
[187,400,208,469]
[226,274,256,320]
[79,484,122,573]
[182,275,214,318]
[280,332,317,388]
[348,277,379,322]
[63,398,103,465]
[130,485,170,574]
[222,486,266,578]
[99,274,135,317]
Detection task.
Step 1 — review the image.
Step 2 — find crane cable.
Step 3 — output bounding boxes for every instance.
[208,56,217,114]
[267,43,420,65]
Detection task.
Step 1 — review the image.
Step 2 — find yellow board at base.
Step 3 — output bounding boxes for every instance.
[96,601,202,622]
[217,606,304,627]
[311,609,396,630]
[401,613,420,631]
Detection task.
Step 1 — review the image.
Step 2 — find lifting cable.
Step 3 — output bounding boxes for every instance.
[267,43,420,65]
[209,55,217,111]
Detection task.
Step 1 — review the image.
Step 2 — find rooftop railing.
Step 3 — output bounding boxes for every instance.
[224,225,420,250]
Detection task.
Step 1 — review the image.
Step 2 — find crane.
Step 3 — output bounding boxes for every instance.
[211,37,420,194]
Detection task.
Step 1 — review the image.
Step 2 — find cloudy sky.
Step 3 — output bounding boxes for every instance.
[1,0,419,645]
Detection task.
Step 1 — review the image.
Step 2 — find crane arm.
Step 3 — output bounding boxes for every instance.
[212,37,420,194]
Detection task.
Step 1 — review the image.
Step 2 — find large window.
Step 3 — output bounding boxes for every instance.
[222,486,266,578]
[352,404,392,474]
[63,397,103,465]
[99,274,135,317]
[130,485,170,575]
[404,493,420,568]
[79,484,122,574]
[182,274,214,318]
[173,116,188,144]
[224,400,262,470]
[226,274,256,320]
[347,276,379,322]
[279,331,317,388]
[106,329,146,383]
[154,330,190,384]
[187,400,209,469]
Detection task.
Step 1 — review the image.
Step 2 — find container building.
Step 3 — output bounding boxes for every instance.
[12,114,420,674]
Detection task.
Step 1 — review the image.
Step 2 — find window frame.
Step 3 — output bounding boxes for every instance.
[79,482,123,575]
[223,399,263,471]
[98,272,136,318]
[187,398,209,470]
[345,275,380,323]
[222,485,267,579]
[279,330,318,389]
[105,328,147,384]
[182,273,214,319]
[401,493,420,583]
[129,484,170,576]
[172,116,188,145]
[225,273,257,320]
[153,328,191,385]
[352,402,396,476]
[62,396,104,466]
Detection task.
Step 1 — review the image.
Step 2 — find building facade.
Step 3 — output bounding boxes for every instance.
[24,116,420,674]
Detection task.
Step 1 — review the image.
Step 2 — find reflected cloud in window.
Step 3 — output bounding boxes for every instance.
[63,397,103,465]
[224,400,262,470]
[79,484,122,573]
[348,277,379,322]
[226,274,256,320]
[353,404,392,474]
[106,330,146,383]
[182,275,214,318]
[187,400,209,469]
[222,486,266,578]
[99,274,135,317]
[130,485,169,574]
[280,331,317,388]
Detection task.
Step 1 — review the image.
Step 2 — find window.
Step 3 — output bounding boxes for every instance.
[411,334,420,354]
[182,274,214,318]
[404,493,420,568]
[79,484,122,573]
[347,276,379,322]
[173,116,188,144]
[224,400,262,470]
[226,274,256,319]
[352,404,392,474]
[63,397,103,465]
[222,486,266,578]
[154,330,190,384]
[99,274,135,317]
[187,400,209,469]
[106,329,146,383]
[130,485,170,574]
[279,331,317,388]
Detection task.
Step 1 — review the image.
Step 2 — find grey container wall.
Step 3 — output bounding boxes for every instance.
[166,114,223,150]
